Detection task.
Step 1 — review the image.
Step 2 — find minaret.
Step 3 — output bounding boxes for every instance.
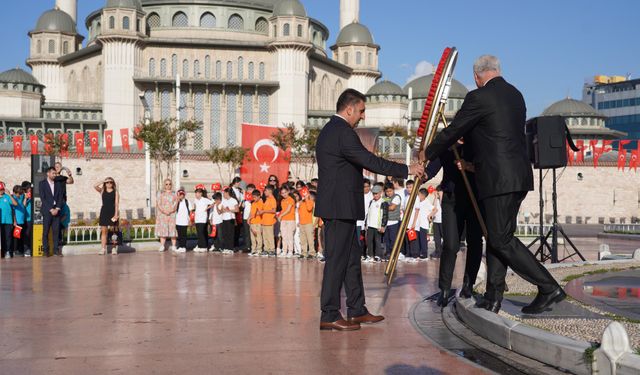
[340,0,359,30]
[56,0,77,23]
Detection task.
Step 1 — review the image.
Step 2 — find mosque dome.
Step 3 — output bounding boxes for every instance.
[404,74,468,99]
[273,0,306,17]
[106,0,143,10]
[33,9,77,34]
[367,80,405,96]
[0,68,42,86]
[542,98,604,118]
[335,22,374,45]
[141,0,282,12]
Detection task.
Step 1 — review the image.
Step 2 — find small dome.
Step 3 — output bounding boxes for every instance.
[404,74,468,99]
[542,98,604,117]
[367,80,405,96]
[106,0,142,10]
[0,68,42,86]
[273,0,306,17]
[336,22,374,45]
[34,9,77,34]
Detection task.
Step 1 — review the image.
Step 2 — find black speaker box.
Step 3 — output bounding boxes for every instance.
[525,116,567,169]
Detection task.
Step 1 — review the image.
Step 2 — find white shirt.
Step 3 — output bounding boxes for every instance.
[417,198,434,230]
[366,198,384,229]
[243,200,252,221]
[175,199,191,226]
[433,194,442,223]
[209,202,223,225]
[221,197,239,221]
[194,197,213,224]
[357,191,374,228]
[386,194,402,226]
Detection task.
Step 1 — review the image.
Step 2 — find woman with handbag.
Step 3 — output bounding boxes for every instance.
[156,179,179,252]
[94,177,119,255]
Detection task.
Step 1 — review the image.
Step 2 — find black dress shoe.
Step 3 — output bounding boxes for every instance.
[522,287,566,314]
[475,296,501,313]
[436,289,452,308]
[459,283,473,299]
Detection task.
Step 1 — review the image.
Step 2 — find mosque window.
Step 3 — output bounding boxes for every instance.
[49,40,56,54]
[243,92,253,123]
[205,56,211,78]
[368,52,372,66]
[37,40,42,54]
[297,24,303,37]
[216,60,222,79]
[63,41,69,55]
[343,52,349,65]
[283,23,290,36]
[259,92,269,124]
[228,14,244,30]
[273,25,277,37]
[255,18,268,33]
[210,91,221,147]
[161,90,171,119]
[160,58,167,77]
[356,52,362,65]
[172,12,189,27]
[149,58,156,76]
[194,60,200,77]
[248,62,254,80]
[109,16,115,29]
[137,18,141,32]
[312,31,318,42]
[182,59,189,77]
[227,93,237,146]
[259,62,265,80]
[144,90,155,120]
[200,12,216,28]
[227,61,233,79]
[193,91,205,150]
[179,91,188,119]
[238,57,244,80]
[123,16,130,30]
[147,13,161,29]
[172,54,178,76]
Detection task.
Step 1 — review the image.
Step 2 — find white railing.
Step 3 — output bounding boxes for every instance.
[515,223,553,237]
[604,224,640,234]
[66,225,156,245]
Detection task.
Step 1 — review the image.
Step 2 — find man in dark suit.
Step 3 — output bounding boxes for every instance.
[39,167,65,257]
[316,89,423,331]
[425,55,564,315]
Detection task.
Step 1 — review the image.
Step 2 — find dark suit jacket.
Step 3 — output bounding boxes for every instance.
[315,116,408,220]
[425,77,533,200]
[39,178,65,213]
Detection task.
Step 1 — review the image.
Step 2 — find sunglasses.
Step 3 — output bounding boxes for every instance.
[165,183,172,186]
[106,181,114,184]
[269,179,276,182]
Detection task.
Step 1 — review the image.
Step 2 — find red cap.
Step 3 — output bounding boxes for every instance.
[195,184,205,191]
[0,182,5,191]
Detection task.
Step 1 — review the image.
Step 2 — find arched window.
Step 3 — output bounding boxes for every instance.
[172,12,188,27]
[200,12,216,28]
[194,60,200,77]
[228,14,244,30]
[161,90,171,119]
[343,52,349,65]
[216,60,222,79]
[193,91,205,150]
[182,59,189,77]
[63,41,69,54]
[320,75,330,109]
[356,51,362,65]
[37,40,42,54]
[109,16,115,29]
[48,40,55,54]
[243,92,253,123]
[149,58,156,76]
[205,55,211,78]
[335,80,343,97]
[227,93,237,146]
[160,58,167,77]
[273,25,277,37]
[259,62,265,80]
[297,24,303,37]
[248,62,254,80]
[255,18,268,33]
[237,57,244,80]
[147,13,161,29]
[368,52,372,66]
[123,16,130,30]
[283,23,290,36]
[259,92,269,124]
[136,18,141,32]
[226,61,233,79]
[171,54,178,76]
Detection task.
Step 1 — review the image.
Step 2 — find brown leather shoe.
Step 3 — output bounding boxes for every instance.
[320,319,361,331]
[348,313,385,324]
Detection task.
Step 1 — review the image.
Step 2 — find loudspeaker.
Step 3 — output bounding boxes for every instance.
[525,116,567,169]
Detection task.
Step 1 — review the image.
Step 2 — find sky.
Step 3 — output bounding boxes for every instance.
[2,0,639,116]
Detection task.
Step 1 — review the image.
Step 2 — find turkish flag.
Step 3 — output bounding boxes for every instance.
[617,140,631,170]
[134,126,144,150]
[13,136,23,159]
[105,130,113,153]
[59,133,69,158]
[120,128,130,153]
[590,140,601,168]
[29,135,38,155]
[240,123,291,186]
[89,131,99,155]
[74,132,85,156]
[44,133,53,155]
[576,140,584,163]
[13,226,22,239]
[629,147,639,173]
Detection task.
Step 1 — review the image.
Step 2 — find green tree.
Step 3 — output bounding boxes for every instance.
[205,146,249,185]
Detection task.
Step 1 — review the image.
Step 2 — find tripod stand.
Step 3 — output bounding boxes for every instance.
[527,168,586,263]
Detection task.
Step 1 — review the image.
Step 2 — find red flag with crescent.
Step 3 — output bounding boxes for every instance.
[74,132,85,156]
[575,140,584,163]
[13,136,23,159]
[590,140,600,168]
[629,145,639,172]
[89,131,99,155]
[30,135,38,155]
[120,128,130,153]
[59,133,69,158]
[240,123,291,185]
[134,126,144,150]
[44,133,53,155]
[105,130,113,153]
[617,140,631,170]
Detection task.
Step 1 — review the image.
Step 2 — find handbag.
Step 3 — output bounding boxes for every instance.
[107,222,123,246]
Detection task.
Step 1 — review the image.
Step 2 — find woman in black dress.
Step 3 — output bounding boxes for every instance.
[94,177,119,255]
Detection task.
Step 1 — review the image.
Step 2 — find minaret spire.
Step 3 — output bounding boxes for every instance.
[340,0,360,29]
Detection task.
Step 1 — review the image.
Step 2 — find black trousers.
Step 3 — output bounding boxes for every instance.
[195,223,208,249]
[432,223,443,256]
[481,192,558,301]
[0,224,13,257]
[42,212,60,256]
[438,190,483,292]
[242,221,251,251]
[176,225,188,248]
[222,220,235,250]
[383,222,399,257]
[320,219,368,322]
[365,228,384,258]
